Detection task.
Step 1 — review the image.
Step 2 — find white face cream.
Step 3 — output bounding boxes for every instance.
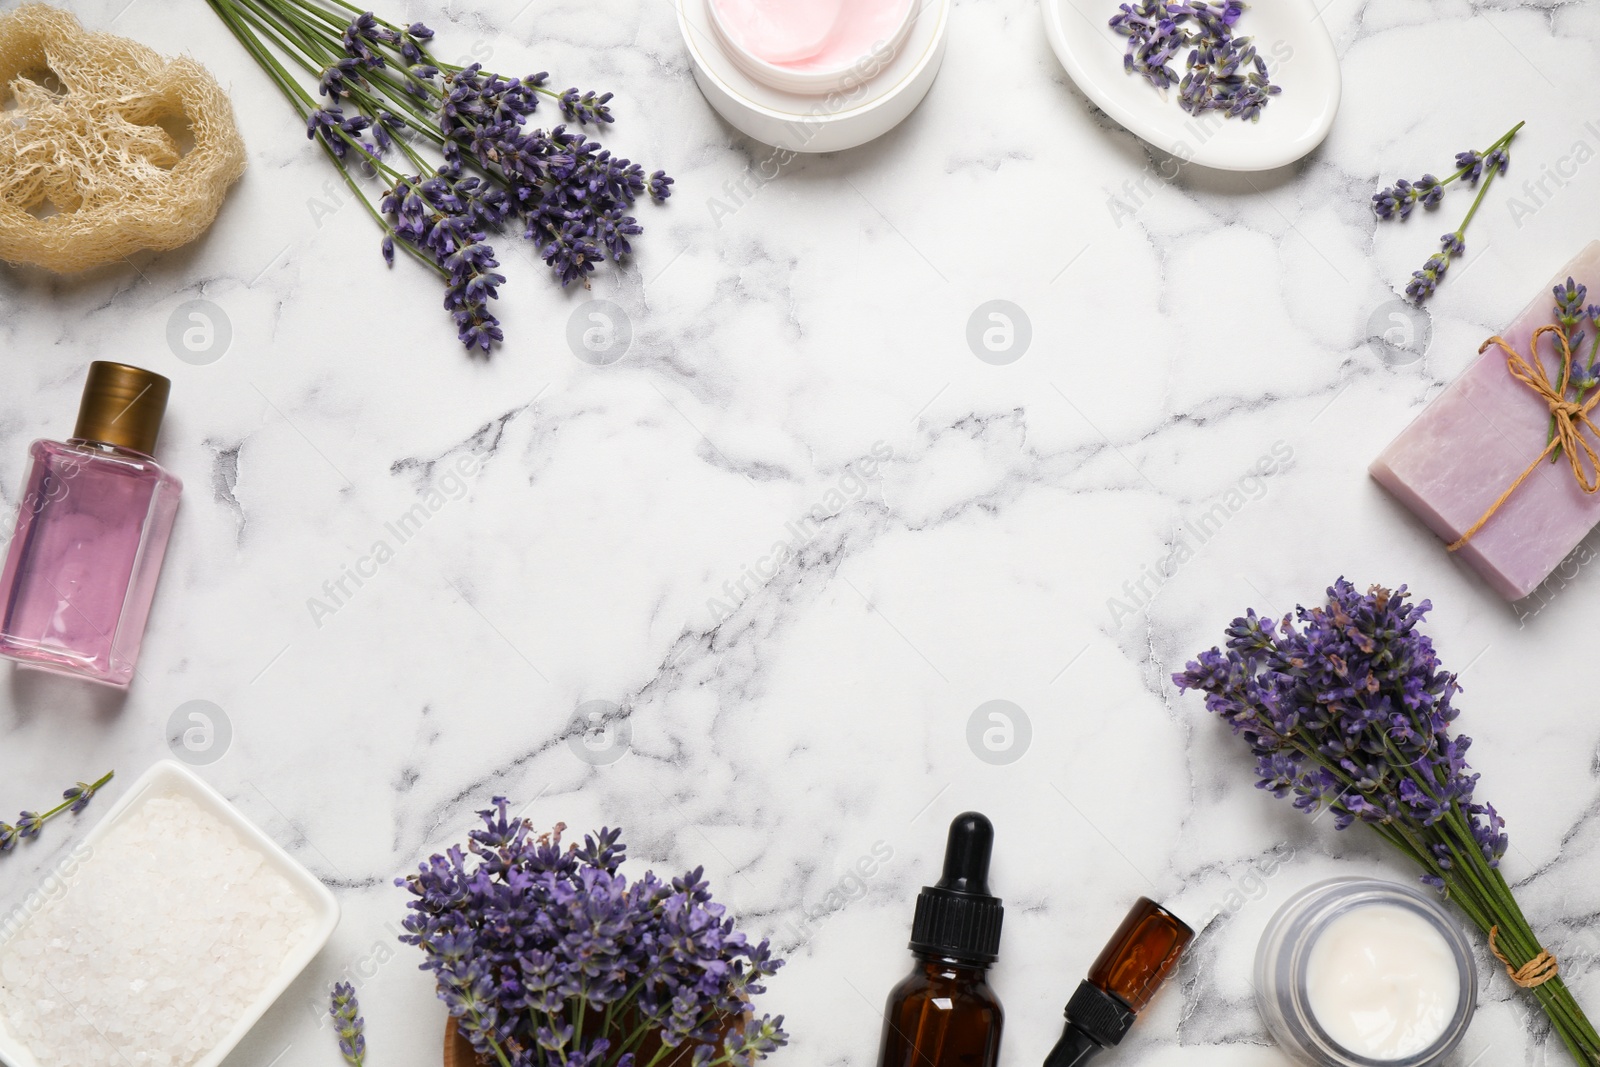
[1305,903,1462,1060]
[1255,878,1477,1067]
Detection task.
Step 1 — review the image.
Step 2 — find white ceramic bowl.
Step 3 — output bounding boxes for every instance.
[0,761,340,1067]
[706,0,919,94]
[1042,0,1341,171]
[679,0,950,153]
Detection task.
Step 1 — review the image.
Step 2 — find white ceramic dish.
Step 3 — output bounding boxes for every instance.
[706,0,919,94]
[0,761,339,1067]
[679,0,950,153]
[1042,0,1341,171]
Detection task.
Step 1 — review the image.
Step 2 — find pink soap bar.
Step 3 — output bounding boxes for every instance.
[1372,241,1600,600]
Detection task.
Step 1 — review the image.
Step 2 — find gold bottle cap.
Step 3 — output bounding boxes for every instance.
[72,362,171,455]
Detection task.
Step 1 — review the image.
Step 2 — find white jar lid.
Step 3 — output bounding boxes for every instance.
[677,0,950,153]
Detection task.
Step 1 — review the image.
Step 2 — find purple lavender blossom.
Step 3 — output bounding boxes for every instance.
[1372,177,1419,220]
[1376,123,1522,304]
[1370,175,1447,219]
[1405,250,1451,303]
[330,982,366,1066]
[1454,148,1484,183]
[318,58,361,100]
[0,772,111,857]
[399,805,787,1067]
[1174,580,1509,884]
[61,777,107,815]
[559,87,615,125]
[1570,354,1600,393]
[234,7,674,353]
[1555,276,1588,324]
[364,45,671,347]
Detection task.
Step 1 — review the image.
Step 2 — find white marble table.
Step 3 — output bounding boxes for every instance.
[3,0,1600,1064]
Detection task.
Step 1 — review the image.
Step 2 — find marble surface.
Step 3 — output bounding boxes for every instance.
[3,0,1600,1065]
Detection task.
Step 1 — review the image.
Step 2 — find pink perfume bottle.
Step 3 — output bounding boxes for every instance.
[0,362,182,687]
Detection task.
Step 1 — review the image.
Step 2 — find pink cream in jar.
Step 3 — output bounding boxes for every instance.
[707,0,917,92]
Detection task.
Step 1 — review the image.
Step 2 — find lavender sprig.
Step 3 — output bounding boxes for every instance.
[205,1,672,353]
[330,982,366,1066]
[0,771,113,853]
[1540,278,1600,463]
[1174,581,1600,1066]
[1109,1,1281,121]
[1372,121,1523,304]
[399,804,787,1067]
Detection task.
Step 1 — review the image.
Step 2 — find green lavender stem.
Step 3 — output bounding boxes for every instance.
[1,770,113,851]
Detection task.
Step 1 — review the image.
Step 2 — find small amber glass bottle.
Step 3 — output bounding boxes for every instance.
[876,812,1005,1067]
[1042,898,1193,1067]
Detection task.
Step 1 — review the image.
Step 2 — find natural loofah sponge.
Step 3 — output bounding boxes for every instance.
[0,4,246,273]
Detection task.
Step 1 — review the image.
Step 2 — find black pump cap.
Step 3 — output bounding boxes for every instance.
[908,812,1004,964]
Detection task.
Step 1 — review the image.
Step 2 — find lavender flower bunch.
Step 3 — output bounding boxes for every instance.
[399,802,787,1067]
[1371,121,1522,304]
[1109,1,1281,121]
[1175,580,1600,1065]
[206,0,673,353]
[0,771,112,853]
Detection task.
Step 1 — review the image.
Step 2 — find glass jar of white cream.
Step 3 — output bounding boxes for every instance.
[1255,878,1478,1067]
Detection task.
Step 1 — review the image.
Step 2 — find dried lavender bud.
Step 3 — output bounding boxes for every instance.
[1440,232,1466,256]
[0,823,15,852]
[1110,0,1277,121]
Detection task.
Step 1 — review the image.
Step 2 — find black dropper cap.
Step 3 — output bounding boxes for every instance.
[908,812,1004,965]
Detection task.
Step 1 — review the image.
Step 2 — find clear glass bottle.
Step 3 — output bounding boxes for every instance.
[0,362,181,687]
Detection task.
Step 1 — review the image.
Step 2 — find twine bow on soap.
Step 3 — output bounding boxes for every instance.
[1449,324,1600,551]
[1489,926,1560,989]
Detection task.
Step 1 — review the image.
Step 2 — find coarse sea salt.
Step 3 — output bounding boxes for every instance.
[0,792,315,1067]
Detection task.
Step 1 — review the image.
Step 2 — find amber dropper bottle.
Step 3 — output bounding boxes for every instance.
[876,812,1005,1067]
[1042,898,1194,1067]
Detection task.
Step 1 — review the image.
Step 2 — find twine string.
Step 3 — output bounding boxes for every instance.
[1489,925,1560,989]
[1448,325,1600,551]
